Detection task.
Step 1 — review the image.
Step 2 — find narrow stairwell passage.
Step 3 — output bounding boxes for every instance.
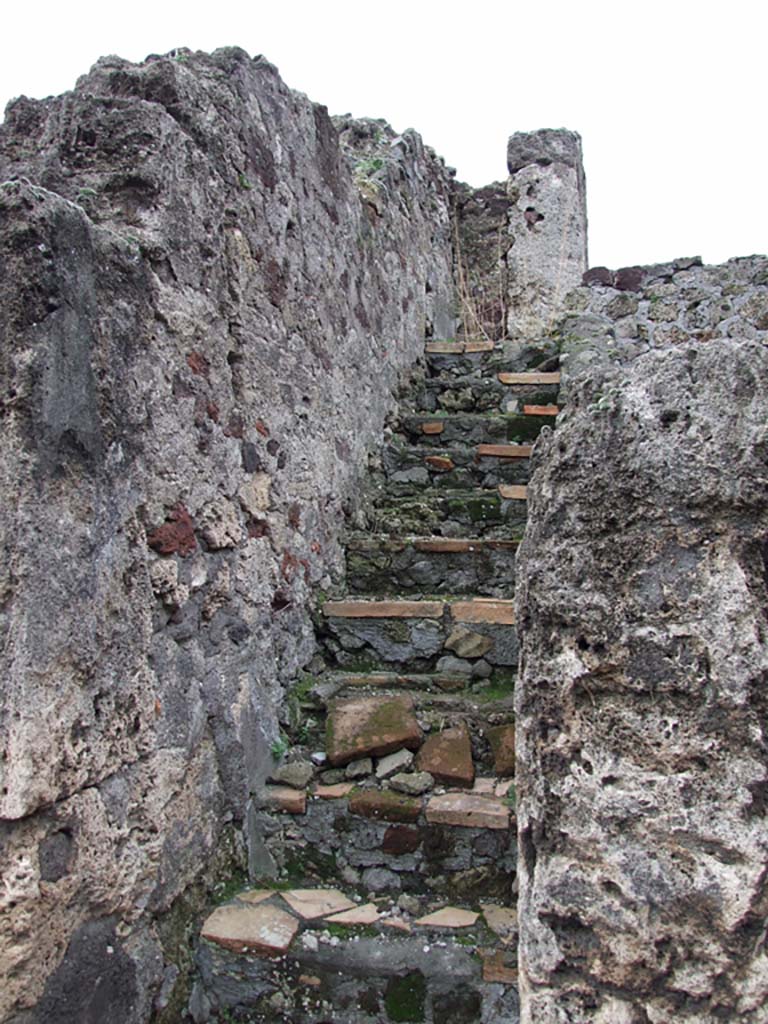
[193,336,562,1023]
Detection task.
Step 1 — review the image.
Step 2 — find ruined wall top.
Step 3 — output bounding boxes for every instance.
[507,128,584,174]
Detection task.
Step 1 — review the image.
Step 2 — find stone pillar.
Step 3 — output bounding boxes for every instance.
[505,129,588,339]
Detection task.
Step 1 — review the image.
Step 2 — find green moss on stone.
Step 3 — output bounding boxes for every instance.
[385,970,426,1023]
[505,414,545,442]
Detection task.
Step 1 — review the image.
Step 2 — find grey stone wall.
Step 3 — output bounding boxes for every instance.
[516,257,768,1021]
[0,47,454,1023]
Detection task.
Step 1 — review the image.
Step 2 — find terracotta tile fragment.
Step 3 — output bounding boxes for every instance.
[425,792,510,830]
[476,443,532,458]
[497,371,560,385]
[451,600,516,626]
[425,455,455,472]
[425,341,465,354]
[325,902,381,925]
[415,907,479,928]
[201,903,298,956]
[414,538,475,553]
[382,917,412,932]
[324,599,444,619]
[264,786,307,814]
[421,421,445,435]
[498,484,528,500]
[281,889,356,919]
[523,404,559,416]
[349,789,422,824]
[235,890,273,906]
[464,340,495,352]
[314,783,355,799]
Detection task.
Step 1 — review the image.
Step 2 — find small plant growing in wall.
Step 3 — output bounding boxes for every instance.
[270,734,289,761]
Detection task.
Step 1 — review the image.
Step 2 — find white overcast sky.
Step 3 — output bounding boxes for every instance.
[1,0,765,269]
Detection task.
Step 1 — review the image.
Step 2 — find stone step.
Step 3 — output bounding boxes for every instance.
[399,412,550,447]
[344,534,518,596]
[320,596,518,675]
[366,487,527,537]
[196,886,519,1021]
[378,441,531,493]
[416,373,559,416]
[251,776,516,902]
[425,336,558,379]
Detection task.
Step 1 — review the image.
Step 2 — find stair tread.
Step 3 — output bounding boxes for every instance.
[476,443,532,458]
[522,403,559,415]
[498,371,560,384]
[425,340,496,354]
[324,596,516,624]
[498,485,528,500]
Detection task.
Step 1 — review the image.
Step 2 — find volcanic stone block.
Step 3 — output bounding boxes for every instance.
[326,696,423,766]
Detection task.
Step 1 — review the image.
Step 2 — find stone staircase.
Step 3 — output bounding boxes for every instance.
[191,336,561,1023]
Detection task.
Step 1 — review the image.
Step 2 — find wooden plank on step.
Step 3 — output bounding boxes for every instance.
[421,421,445,435]
[451,600,517,625]
[477,443,532,459]
[425,341,465,354]
[324,599,444,619]
[498,485,528,500]
[497,371,561,385]
[464,340,496,353]
[523,404,559,416]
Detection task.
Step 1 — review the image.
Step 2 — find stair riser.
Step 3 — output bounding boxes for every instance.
[368,492,527,537]
[198,926,520,1023]
[399,414,549,447]
[252,799,516,902]
[381,446,531,490]
[418,379,559,415]
[345,542,517,596]
[322,615,518,673]
[425,338,558,377]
